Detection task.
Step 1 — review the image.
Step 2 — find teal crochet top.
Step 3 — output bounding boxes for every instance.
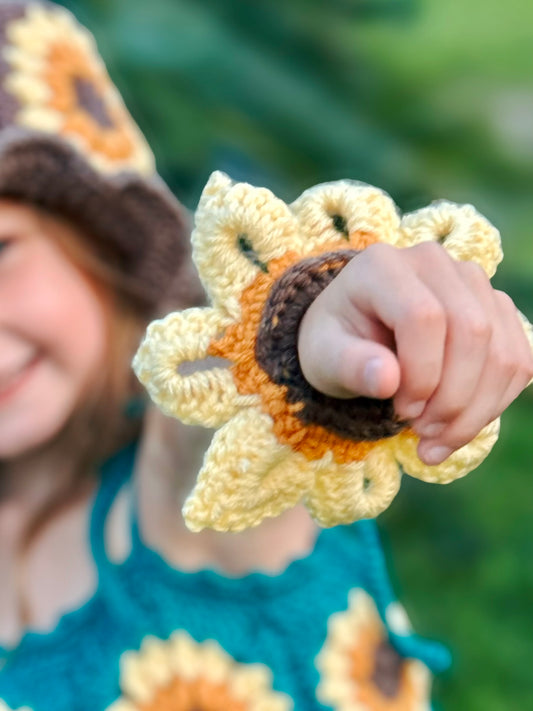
[0,444,450,711]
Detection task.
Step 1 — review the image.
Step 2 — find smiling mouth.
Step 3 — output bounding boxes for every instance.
[0,354,41,402]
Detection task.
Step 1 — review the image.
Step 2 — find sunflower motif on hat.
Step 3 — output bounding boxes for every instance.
[0,702,32,711]
[133,170,523,532]
[106,631,292,711]
[316,589,431,711]
[2,2,154,175]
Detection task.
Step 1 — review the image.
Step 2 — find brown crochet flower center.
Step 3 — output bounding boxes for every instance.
[255,251,406,442]
[73,76,114,128]
[44,41,137,161]
[371,640,404,698]
[348,623,419,708]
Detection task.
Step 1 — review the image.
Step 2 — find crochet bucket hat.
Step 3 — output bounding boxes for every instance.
[0,0,198,314]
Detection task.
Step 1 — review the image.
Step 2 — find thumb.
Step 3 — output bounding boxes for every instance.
[298,313,400,400]
[335,337,400,399]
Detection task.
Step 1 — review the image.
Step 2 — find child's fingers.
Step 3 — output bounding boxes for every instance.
[496,292,533,404]
[298,242,532,455]
[417,356,510,465]
[412,260,493,438]
[416,288,533,464]
[343,244,447,418]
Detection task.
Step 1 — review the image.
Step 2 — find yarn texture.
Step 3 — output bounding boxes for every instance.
[0,444,450,711]
[0,1,199,315]
[134,171,533,532]
[316,589,431,710]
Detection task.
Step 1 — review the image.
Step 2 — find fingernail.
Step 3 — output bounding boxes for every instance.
[363,358,382,397]
[402,400,426,419]
[421,445,452,465]
[417,422,446,438]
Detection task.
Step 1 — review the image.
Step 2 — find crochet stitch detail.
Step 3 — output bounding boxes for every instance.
[2,2,154,175]
[134,171,532,532]
[0,1,198,316]
[106,631,292,711]
[316,589,432,710]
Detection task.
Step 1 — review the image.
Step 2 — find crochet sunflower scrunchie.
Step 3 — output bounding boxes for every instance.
[133,171,533,532]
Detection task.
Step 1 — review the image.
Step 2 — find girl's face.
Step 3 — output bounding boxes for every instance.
[0,201,109,459]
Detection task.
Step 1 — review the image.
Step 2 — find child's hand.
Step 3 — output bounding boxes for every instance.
[298,242,533,466]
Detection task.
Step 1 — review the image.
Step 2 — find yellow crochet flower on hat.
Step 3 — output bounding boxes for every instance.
[133,171,521,532]
[3,2,154,175]
[0,702,32,711]
[316,589,431,710]
[106,631,292,711]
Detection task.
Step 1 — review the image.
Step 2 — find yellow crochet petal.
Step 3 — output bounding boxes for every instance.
[291,180,401,254]
[109,631,293,711]
[132,307,258,428]
[192,171,302,319]
[304,443,401,526]
[182,408,314,532]
[17,106,63,132]
[4,72,51,104]
[393,420,500,484]
[4,45,45,74]
[6,19,49,55]
[398,201,503,277]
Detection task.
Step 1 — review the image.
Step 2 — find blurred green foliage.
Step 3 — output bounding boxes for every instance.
[59,0,533,708]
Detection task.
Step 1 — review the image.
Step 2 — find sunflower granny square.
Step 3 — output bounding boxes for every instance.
[133,171,533,532]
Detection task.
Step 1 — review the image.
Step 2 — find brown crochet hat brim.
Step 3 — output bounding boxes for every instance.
[0,127,202,314]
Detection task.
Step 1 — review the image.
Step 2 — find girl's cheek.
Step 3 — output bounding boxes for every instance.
[9,258,107,375]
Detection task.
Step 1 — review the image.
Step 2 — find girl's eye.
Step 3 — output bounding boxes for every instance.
[0,239,12,254]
